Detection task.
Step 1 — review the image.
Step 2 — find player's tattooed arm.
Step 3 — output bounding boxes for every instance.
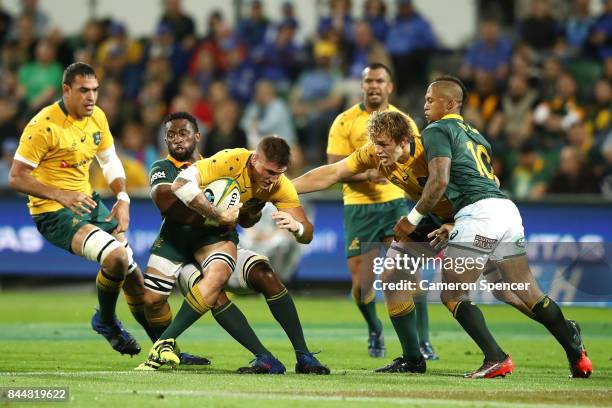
[415,157,450,214]
[172,176,242,226]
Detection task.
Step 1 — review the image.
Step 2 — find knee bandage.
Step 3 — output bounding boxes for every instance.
[144,273,176,296]
[201,251,236,272]
[82,228,123,264]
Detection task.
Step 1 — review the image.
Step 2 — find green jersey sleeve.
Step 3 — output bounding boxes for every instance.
[422,125,452,161]
[149,160,175,188]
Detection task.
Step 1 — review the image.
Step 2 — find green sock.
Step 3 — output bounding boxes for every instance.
[266,290,309,353]
[97,288,120,323]
[390,308,422,361]
[130,310,158,342]
[531,296,582,361]
[357,301,383,334]
[213,302,272,356]
[148,325,168,342]
[454,301,506,362]
[159,300,203,340]
[414,294,430,344]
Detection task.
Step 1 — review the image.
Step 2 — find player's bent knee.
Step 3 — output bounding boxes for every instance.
[249,264,284,295]
[143,290,169,310]
[201,252,235,283]
[101,247,129,276]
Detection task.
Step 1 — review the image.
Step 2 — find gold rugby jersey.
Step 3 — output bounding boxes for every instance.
[15,100,114,215]
[193,148,301,211]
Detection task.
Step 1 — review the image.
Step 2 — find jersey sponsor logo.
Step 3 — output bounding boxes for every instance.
[515,236,525,249]
[60,156,93,169]
[92,131,101,145]
[473,234,497,250]
[449,230,459,241]
[348,237,360,251]
[150,171,166,184]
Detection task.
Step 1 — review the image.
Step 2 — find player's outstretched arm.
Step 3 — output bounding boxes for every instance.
[292,158,356,194]
[8,160,97,215]
[271,206,313,244]
[328,154,387,184]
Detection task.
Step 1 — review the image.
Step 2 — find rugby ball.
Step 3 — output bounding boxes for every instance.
[203,177,241,211]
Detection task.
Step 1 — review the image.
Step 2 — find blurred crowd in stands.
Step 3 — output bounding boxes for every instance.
[0,0,611,199]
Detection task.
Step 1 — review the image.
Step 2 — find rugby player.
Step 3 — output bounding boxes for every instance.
[394,75,592,378]
[8,62,153,356]
[326,62,437,360]
[139,131,327,373]
[136,112,328,374]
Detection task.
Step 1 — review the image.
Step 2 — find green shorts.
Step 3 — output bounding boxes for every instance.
[344,199,409,258]
[33,192,117,254]
[150,221,239,264]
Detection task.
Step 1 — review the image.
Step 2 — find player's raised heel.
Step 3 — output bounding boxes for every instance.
[295,351,330,375]
[419,341,440,360]
[567,320,592,378]
[368,330,386,358]
[91,309,141,356]
[237,354,286,374]
[464,355,514,379]
[374,356,427,373]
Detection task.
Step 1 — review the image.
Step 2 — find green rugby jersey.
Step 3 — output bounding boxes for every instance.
[421,114,506,213]
[149,155,197,222]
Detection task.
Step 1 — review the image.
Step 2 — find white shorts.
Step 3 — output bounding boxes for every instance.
[446,198,526,262]
[175,248,270,296]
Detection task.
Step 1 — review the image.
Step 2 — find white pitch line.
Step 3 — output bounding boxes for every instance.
[101,389,582,408]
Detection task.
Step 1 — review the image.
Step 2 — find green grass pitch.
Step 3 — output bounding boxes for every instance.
[0,291,610,407]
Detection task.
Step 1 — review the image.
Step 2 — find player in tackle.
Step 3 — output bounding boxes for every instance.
[137,112,328,374]
[327,62,437,360]
[393,75,592,378]
[139,131,328,373]
[8,62,154,356]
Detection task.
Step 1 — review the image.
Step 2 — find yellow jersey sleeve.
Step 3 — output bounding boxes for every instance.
[326,113,353,157]
[345,143,377,174]
[93,107,113,151]
[269,175,301,209]
[15,120,55,167]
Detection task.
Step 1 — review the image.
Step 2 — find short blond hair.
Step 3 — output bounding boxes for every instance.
[367,111,414,144]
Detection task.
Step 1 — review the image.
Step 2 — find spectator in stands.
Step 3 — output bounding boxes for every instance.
[318,0,354,44]
[517,0,562,56]
[510,46,540,87]
[548,145,600,194]
[208,80,231,107]
[464,70,501,133]
[346,20,392,80]
[363,0,388,42]
[243,80,294,146]
[566,120,596,161]
[225,45,258,107]
[202,98,247,156]
[17,39,62,111]
[75,19,106,60]
[585,78,612,139]
[45,27,74,68]
[280,1,299,34]
[460,19,512,82]
[170,76,213,129]
[10,14,38,64]
[589,0,612,60]
[189,49,216,97]
[10,0,48,40]
[97,22,143,67]
[533,72,585,148]
[290,42,343,164]
[385,0,436,97]
[509,140,552,199]
[119,120,159,171]
[148,22,191,78]
[561,0,594,57]
[189,13,246,75]
[238,0,270,52]
[0,98,20,143]
[251,20,304,93]
[488,74,537,148]
[157,0,195,44]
